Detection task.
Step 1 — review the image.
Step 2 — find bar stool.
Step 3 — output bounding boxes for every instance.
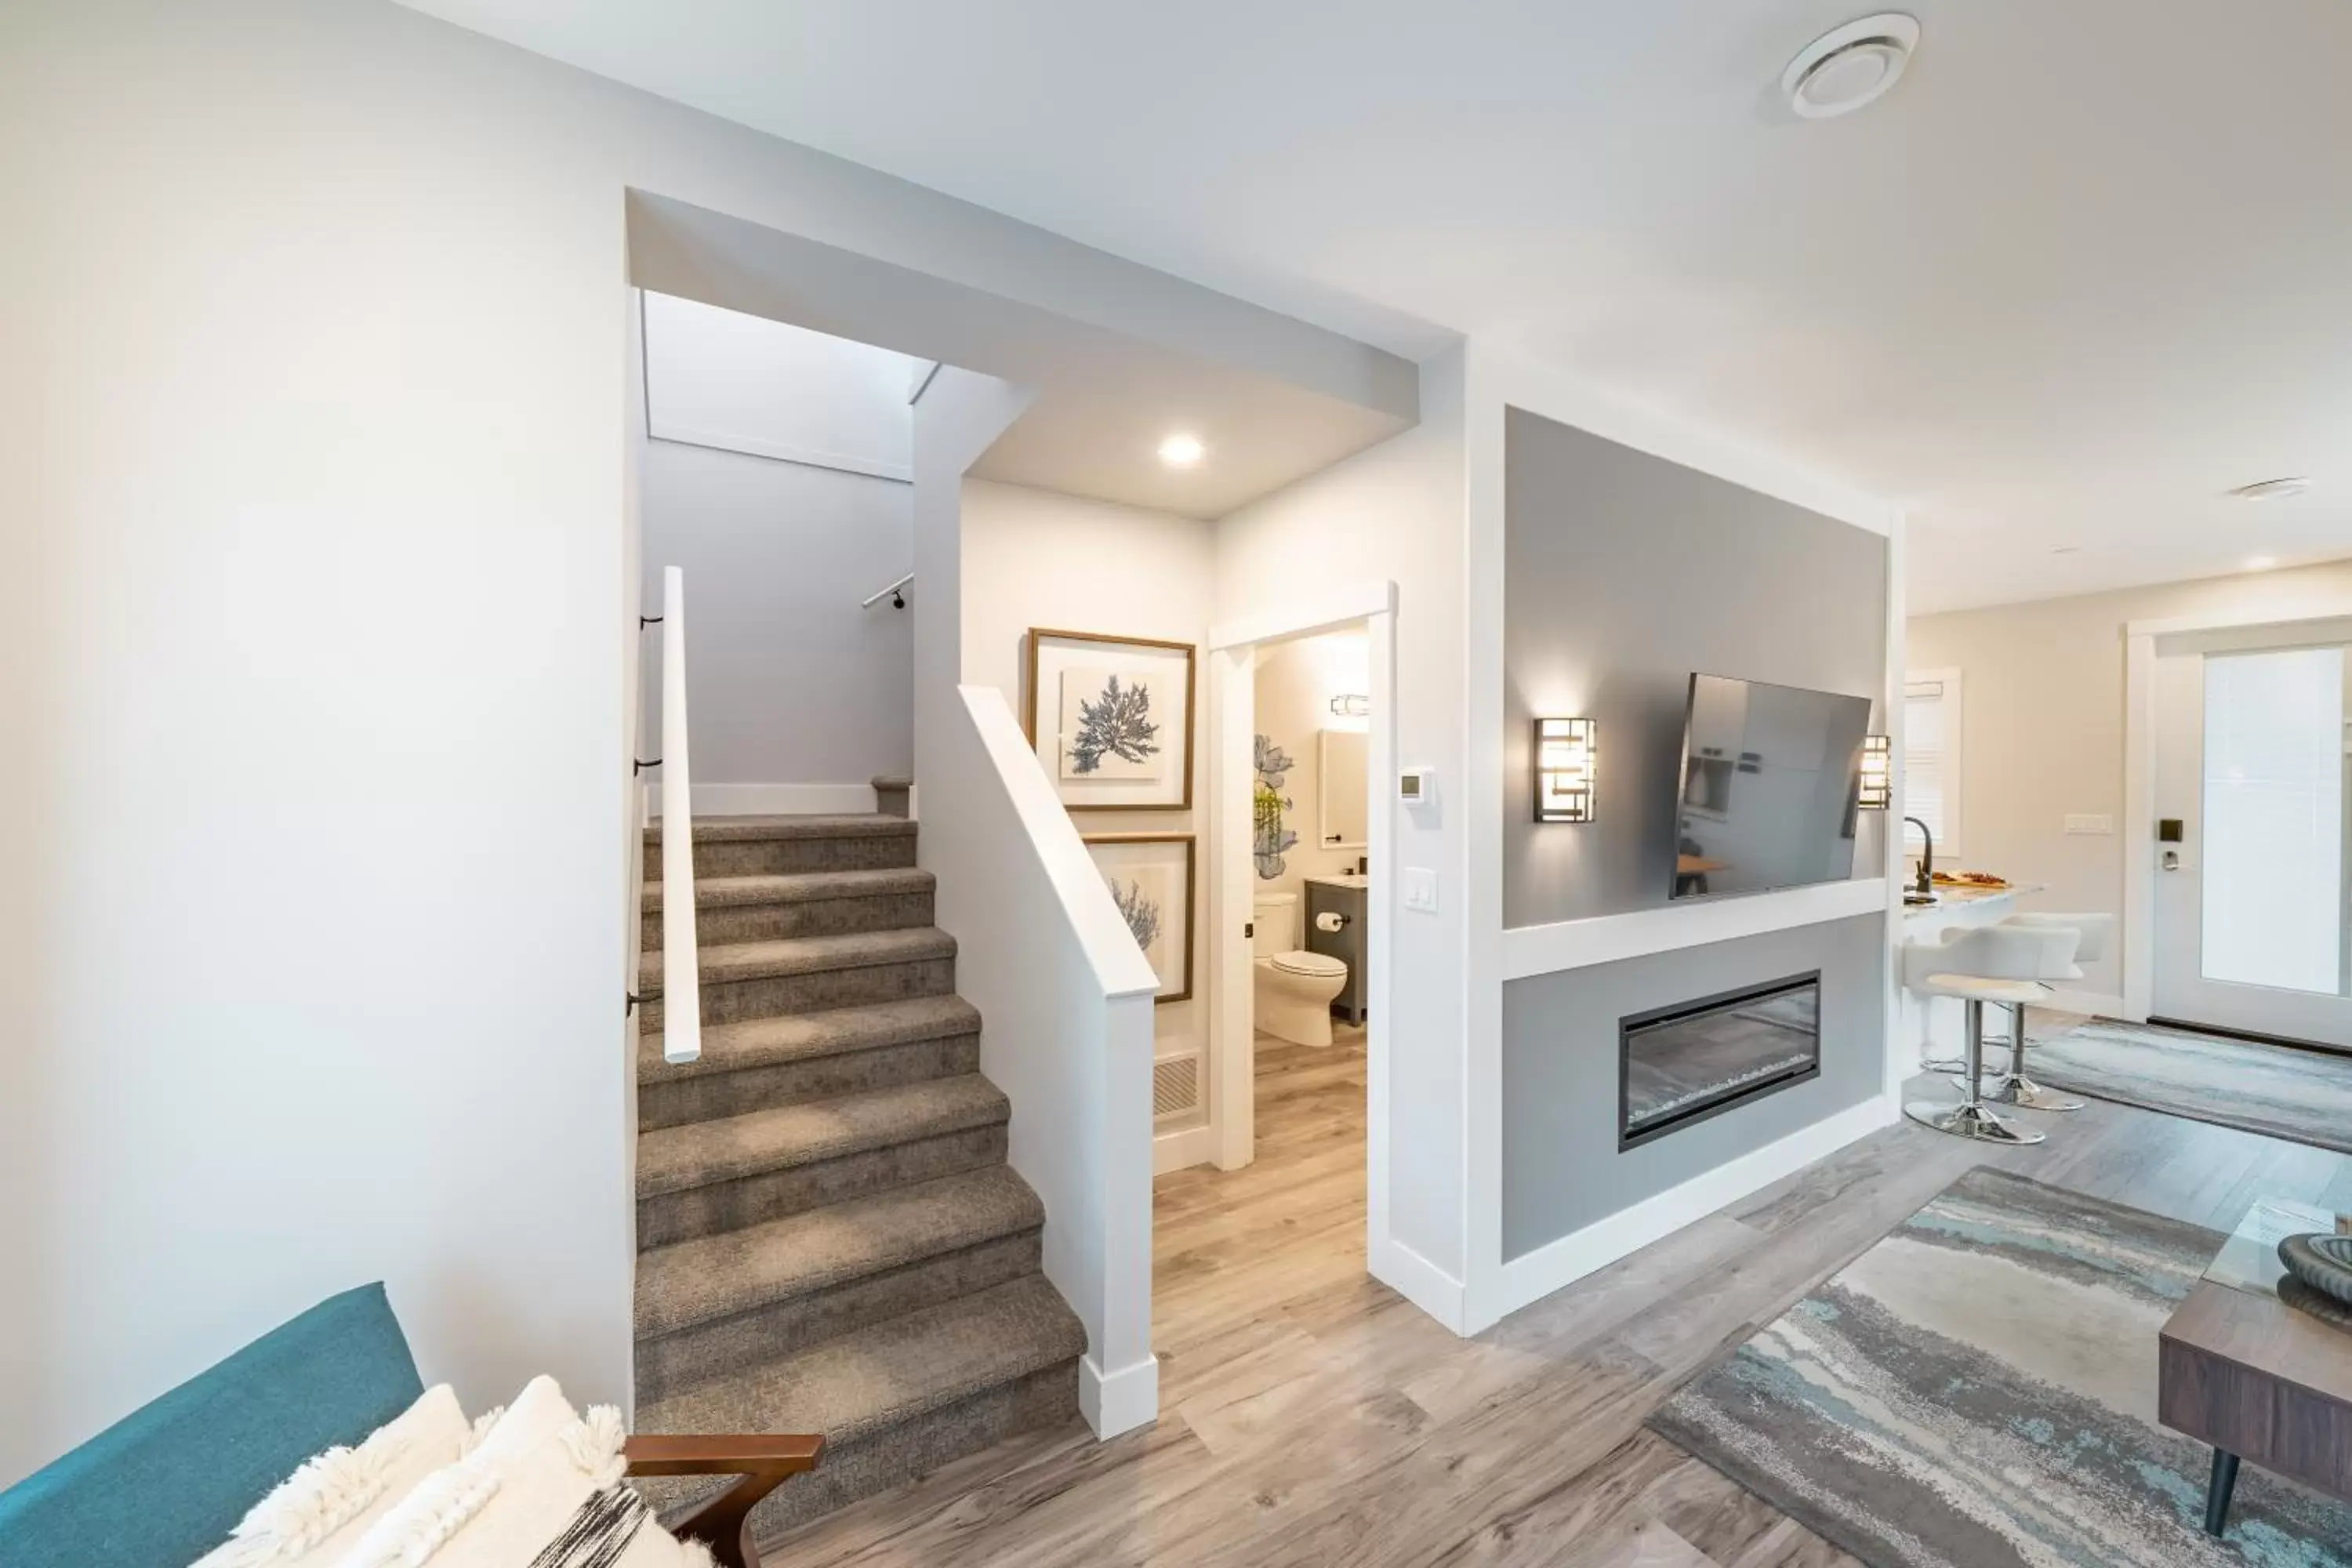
[1962,912,2116,1112]
[1901,924,2080,1145]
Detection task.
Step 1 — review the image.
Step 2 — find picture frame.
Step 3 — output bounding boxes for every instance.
[1024,628,1196,811]
[1083,833,1195,1004]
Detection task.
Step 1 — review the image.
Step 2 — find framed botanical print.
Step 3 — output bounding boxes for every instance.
[1083,833,1195,1004]
[1025,629,1195,811]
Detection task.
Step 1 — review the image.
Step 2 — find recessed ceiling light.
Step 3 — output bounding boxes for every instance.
[2245,555,2279,572]
[1783,14,1920,119]
[1157,433,1205,468]
[2229,477,2310,501]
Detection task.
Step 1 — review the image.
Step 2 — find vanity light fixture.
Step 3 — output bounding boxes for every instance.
[1534,717,1597,823]
[1858,734,1891,811]
[1330,693,1370,718]
[1156,432,1206,468]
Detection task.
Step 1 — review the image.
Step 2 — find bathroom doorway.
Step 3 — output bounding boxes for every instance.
[1156,582,1395,1263]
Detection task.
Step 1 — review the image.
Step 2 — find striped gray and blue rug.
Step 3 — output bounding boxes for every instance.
[1651,1168,2352,1566]
[2025,1018,2352,1156]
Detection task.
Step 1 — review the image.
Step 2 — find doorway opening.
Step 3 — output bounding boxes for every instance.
[2146,616,2352,1052]
[1151,585,1396,1342]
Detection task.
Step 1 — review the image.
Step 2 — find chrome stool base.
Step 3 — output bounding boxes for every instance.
[1905,1098,2046,1144]
[1964,1070,2083,1112]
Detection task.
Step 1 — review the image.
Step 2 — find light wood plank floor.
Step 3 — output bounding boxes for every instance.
[770,1021,2352,1566]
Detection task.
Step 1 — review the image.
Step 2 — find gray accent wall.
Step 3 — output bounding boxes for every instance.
[1501,913,1886,1260]
[1503,408,1889,928]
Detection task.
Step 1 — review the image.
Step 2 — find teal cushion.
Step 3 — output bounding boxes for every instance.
[0,1283,422,1568]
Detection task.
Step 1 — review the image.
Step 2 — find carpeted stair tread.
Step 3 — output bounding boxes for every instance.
[635,1167,1044,1338]
[637,1075,1009,1198]
[641,866,934,913]
[638,927,955,993]
[643,814,916,846]
[635,1275,1085,1446]
[637,996,980,1084]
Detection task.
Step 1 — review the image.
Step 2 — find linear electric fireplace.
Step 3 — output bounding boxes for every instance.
[1620,971,1820,1149]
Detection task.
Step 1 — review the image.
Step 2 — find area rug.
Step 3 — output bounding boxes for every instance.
[1649,1167,2352,1567]
[2024,1017,2352,1156]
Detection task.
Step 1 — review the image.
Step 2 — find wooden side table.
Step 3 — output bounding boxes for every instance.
[2158,1203,2352,1537]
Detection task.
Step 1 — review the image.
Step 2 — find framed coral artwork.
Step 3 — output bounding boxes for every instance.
[1082,833,1195,1004]
[1023,628,1196,811]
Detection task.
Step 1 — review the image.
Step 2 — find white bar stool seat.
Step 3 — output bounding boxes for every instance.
[1901,924,2080,1145]
[1958,912,2118,1111]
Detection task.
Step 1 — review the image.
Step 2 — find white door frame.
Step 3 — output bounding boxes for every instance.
[2122,595,2352,1020]
[1205,581,1398,1255]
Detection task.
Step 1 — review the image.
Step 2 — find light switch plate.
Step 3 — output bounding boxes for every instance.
[1402,867,1439,913]
[2063,814,2114,835]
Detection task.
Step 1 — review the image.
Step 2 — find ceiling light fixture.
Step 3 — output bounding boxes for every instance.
[1783,14,1920,119]
[1157,433,1205,468]
[2229,477,2310,501]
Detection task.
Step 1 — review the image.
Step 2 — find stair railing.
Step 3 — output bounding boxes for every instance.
[860,572,913,611]
[651,565,702,1065]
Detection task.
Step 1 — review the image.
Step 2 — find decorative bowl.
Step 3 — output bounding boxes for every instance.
[2278,1232,2352,1308]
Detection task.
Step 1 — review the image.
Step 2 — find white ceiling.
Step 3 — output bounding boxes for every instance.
[399,0,2352,614]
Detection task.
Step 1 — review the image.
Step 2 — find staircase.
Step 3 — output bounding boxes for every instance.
[633,813,1086,1536]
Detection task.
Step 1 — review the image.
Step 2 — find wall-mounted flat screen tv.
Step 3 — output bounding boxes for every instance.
[1671,673,1871,902]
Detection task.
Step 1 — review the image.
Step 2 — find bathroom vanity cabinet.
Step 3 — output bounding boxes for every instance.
[1305,875,1368,1025]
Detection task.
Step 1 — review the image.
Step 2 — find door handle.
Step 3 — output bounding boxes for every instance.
[2161,850,2180,871]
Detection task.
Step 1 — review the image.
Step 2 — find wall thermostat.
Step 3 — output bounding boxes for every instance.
[1399,768,1436,806]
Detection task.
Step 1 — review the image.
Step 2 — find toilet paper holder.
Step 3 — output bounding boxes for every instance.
[1315,910,1349,933]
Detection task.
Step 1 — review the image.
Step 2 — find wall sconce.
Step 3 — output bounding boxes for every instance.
[1330,693,1370,718]
[1534,717,1597,823]
[1857,734,1891,811]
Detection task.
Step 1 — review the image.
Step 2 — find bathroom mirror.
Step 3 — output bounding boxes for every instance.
[1319,728,1368,849]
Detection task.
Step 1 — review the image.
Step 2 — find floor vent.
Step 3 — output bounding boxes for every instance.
[1152,1055,1201,1120]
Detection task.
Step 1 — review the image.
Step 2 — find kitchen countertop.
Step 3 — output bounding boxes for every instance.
[1900,880,2043,925]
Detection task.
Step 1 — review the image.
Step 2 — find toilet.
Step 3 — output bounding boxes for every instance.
[1252,891,1348,1047]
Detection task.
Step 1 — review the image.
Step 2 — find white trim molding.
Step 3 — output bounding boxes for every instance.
[1079,1352,1160,1440]
[648,781,878,817]
[1209,579,1396,652]
[1479,1093,1897,1330]
[1373,1236,1468,1334]
[1501,879,1890,982]
[1152,1120,1217,1175]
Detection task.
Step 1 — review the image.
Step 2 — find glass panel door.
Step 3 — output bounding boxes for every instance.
[2154,633,2352,1047]
[2200,648,2343,993]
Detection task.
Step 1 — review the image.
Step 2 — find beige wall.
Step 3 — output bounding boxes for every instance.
[1250,631,1371,916]
[959,479,1217,1080]
[1907,557,2352,1002]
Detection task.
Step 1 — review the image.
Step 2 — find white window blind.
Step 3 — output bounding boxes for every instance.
[1904,673,1960,855]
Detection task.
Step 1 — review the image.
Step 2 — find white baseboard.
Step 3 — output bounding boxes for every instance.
[647,782,877,818]
[2042,988,2127,1019]
[1080,1352,1159,1439]
[1372,1235,1468,1335]
[1475,1093,1899,1332]
[1153,1121,1216,1175]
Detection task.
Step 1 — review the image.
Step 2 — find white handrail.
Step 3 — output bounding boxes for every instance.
[861,572,913,610]
[659,565,702,1065]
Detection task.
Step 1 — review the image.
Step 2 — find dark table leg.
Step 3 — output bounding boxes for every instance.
[2204,1449,2240,1537]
